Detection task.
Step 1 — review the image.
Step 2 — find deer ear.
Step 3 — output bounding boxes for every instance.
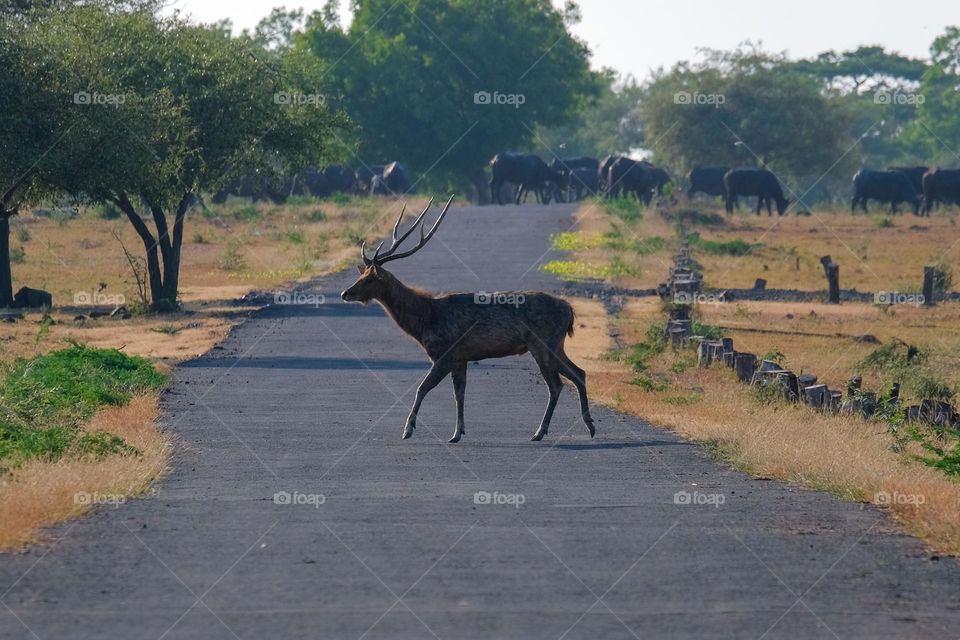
[356,264,365,274]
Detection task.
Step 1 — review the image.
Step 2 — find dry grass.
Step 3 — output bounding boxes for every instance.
[572,298,960,554]
[560,200,960,293]
[1,195,418,550]
[559,199,960,555]
[0,395,170,551]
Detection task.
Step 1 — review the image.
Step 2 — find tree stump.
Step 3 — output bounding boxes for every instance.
[734,353,757,383]
[776,371,800,402]
[797,373,817,387]
[754,278,767,291]
[804,384,828,408]
[820,256,840,304]
[923,265,935,306]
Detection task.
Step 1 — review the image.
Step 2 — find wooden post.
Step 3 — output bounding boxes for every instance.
[804,384,827,408]
[923,265,935,306]
[734,353,757,383]
[754,278,766,290]
[820,256,840,304]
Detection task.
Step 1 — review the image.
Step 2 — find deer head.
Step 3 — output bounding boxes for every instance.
[340,195,454,303]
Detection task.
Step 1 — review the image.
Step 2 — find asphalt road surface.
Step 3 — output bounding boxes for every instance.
[2,202,959,639]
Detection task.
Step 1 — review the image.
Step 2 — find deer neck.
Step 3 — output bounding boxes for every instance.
[376,274,432,342]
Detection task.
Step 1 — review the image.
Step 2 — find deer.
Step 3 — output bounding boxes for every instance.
[340,195,595,443]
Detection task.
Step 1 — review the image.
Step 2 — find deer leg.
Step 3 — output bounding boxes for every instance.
[531,352,563,442]
[558,353,595,437]
[403,361,451,439]
[449,362,467,443]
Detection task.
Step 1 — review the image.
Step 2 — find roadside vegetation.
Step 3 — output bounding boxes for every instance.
[563,201,960,554]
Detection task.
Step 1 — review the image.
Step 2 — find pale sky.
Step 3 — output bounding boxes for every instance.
[167,0,960,79]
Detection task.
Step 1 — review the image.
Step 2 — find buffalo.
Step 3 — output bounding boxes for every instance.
[641,162,671,205]
[489,153,560,205]
[888,165,928,198]
[211,173,298,204]
[371,161,413,196]
[607,157,652,202]
[851,169,921,214]
[687,166,729,199]
[549,157,599,202]
[724,168,790,215]
[598,155,620,197]
[355,165,385,194]
[922,168,960,216]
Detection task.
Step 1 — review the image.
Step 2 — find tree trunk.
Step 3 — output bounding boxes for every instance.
[0,212,12,307]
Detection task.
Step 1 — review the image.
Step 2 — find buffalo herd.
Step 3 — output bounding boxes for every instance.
[212,153,960,218]
[211,162,413,204]
[851,165,960,216]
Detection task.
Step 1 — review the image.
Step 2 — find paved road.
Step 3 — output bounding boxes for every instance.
[2,203,959,639]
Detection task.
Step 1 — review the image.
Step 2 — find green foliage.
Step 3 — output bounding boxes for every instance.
[9,246,25,264]
[0,344,165,467]
[629,374,668,392]
[929,258,952,293]
[910,374,954,402]
[662,393,702,406]
[302,0,597,190]
[688,232,755,256]
[625,324,667,372]
[279,227,305,244]
[639,46,856,183]
[306,208,326,222]
[761,348,786,364]
[596,197,642,222]
[692,321,724,341]
[219,239,247,272]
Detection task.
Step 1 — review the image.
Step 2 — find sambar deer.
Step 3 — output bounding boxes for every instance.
[340,196,595,442]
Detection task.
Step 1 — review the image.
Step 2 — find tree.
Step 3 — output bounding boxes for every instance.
[0,5,74,307]
[639,48,855,192]
[36,4,347,311]
[533,69,645,159]
[903,27,960,164]
[301,0,597,197]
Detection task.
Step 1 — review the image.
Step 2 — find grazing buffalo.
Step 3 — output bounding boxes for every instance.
[550,157,599,201]
[641,162,672,205]
[851,169,921,214]
[724,169,789,215]
[888,166,928,198]
[297,165,358,198]
[922,168,960,216]
[489,153,560,205]
[371,161,413,195]
[608,157,653,202]
[598,155,621,197]
[687,165,730,199]
[355,165,385,194]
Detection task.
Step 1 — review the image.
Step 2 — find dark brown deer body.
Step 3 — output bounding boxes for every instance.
[341,197,594,442]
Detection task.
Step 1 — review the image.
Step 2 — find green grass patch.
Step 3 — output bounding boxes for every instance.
[594,196,643,222]
[688,232,756,256]
[0,344,166,468]
[232,204,260,222]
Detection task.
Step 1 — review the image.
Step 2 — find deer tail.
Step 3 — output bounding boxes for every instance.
[566,305,576,337]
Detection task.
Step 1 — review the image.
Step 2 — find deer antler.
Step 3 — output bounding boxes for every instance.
[359,195,455,266]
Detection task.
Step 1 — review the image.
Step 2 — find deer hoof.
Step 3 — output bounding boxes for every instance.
[401,426,414,440]
[531,430,546,442]
[448,433,462,444]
